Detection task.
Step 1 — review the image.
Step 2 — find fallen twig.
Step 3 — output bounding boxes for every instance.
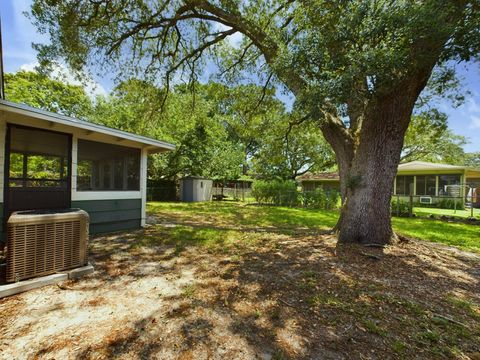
[432,314,470,329]
[278,298,297,308]
[360,252,382,260]
[363,243,386,248]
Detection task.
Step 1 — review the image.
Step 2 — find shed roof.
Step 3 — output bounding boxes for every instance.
[0,99,175,152]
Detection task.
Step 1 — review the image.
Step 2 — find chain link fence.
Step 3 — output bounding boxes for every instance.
[391,194,476,217]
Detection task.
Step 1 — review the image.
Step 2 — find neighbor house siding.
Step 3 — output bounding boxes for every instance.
[71,199,142,234]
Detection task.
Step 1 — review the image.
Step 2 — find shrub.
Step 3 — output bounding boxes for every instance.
[436,198,460,209]
[302,187,340,210]
[391,198,410,216]
[251,180,299,206]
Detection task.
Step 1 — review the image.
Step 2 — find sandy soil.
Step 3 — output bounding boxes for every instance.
[0,213,479,359]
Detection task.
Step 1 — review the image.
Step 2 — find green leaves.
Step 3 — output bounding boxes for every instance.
[4,70,93,119]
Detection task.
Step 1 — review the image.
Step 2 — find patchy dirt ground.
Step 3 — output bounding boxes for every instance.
[0,204,479,359]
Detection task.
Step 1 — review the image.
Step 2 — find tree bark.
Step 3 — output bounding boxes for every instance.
[324,86,423,245]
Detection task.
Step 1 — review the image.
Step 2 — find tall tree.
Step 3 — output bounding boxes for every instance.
[92,79,245,180]
[4,70,93,118]
[253,119,335,180]
[31,0,480,245]
[464,152,480,168]
[402,110,467,164]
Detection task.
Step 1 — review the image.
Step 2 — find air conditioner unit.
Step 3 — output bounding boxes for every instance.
[6,209,89,283]
[419,196,433,204]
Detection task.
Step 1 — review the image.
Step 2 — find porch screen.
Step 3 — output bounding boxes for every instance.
[438,175,461,196]
[77,139,140,191]
[395,176,414,195]
[416,175,436,196]
[8,126,69,188]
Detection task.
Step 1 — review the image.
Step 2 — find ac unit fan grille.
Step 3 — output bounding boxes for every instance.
[6,216,87,282]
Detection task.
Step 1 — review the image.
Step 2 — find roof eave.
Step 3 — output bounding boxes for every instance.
[0,99,176,151]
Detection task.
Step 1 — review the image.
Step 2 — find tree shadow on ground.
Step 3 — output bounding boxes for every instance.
[10,210,479,360]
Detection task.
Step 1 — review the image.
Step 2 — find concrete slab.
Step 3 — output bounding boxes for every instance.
[0,273,68,298]
[0,263,94,298]
[67,264,94,279]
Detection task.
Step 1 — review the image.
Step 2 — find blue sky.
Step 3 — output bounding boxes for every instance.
[1,0,480,152]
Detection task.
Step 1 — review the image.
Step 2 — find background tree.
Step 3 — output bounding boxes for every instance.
[4,70,93,118]
[464,152,480,168]
[28,0,480,245]
[92,80,245,180]
[402,110,467,164]
[253,119,335,180]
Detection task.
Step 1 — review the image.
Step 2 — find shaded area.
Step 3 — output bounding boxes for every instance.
[0,202,478,359]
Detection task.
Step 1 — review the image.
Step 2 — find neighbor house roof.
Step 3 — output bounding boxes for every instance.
[297,161,480,182]
[397,161,480,177]
[0,99,175,152]
[397,161,467,172]
[297,172,339,182]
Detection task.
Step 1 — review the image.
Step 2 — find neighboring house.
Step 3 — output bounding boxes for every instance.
[0,99,175,236]
[296,172,340,192]
[297,161,480,207]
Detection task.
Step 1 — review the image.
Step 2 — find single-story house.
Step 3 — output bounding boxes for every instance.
[297,161,480,207]
[0,99,175,237]
[296,171,340,192]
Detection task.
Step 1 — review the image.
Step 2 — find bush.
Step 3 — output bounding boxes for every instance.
[302,188,340,210]
[436,198,461,209]
[391,198,410,216]
[251,180,299,206]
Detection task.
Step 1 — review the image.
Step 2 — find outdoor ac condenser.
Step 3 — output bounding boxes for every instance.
[419,196,433,204]
[6,209,89,282]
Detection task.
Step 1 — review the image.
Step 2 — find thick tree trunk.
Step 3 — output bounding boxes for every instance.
[324,90,419,245]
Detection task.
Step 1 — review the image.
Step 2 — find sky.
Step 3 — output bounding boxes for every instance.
[1,0,480,152]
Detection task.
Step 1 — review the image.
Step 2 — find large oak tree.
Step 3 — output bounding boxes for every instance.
[31,0,480,245]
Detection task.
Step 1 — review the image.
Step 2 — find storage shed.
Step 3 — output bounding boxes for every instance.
[0,99,175,238]
[180,177,213,202]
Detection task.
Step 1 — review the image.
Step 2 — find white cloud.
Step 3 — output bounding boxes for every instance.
[467,98,480,113]
[20,61,107,98]
[470,115,480,129]
[213,23,244,49]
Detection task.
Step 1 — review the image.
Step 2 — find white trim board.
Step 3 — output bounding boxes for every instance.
[72,191,142,201]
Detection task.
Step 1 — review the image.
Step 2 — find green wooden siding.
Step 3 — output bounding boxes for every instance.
[72,199,142,234]
[0,204,3,242]
[0,204,3,233]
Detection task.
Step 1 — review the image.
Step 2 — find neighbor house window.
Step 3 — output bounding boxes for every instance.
[77,139,140,191]
[395,176,414,195]
[438,174,461,196]
[415,175,436,196]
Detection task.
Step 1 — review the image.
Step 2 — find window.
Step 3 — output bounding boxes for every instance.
[8,126,69,188]
[438,174,461,196]
[415,175,436,196]
[77,139,140,191]
[395,176,414,195]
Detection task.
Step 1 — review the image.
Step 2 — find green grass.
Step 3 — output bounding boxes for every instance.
[147,202,480,253]
[413,206,480,219]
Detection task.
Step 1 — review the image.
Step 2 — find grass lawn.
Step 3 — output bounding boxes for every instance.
[148,202,480,253]
[1,201,478,359]
[413,206,480,219]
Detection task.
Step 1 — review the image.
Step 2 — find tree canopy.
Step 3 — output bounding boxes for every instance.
[4,70,93,118]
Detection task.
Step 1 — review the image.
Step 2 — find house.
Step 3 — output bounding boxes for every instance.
[296,171,340,192]
[297,161,480,207]
[0,99,175,237]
